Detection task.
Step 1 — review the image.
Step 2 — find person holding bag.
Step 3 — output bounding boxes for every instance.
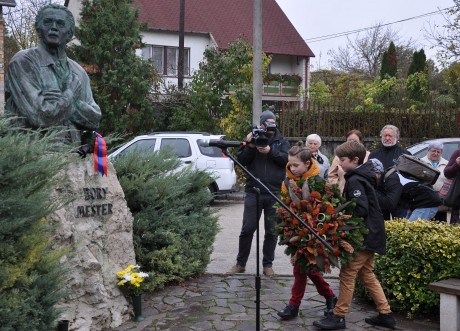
[444,147,460,224]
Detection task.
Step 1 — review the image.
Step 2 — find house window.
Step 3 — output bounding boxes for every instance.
[142,45,190,76]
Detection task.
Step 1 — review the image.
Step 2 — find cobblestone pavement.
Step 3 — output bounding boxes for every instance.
[111,274,440,331]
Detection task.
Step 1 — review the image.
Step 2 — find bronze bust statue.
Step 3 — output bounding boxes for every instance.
[5,4,101,145]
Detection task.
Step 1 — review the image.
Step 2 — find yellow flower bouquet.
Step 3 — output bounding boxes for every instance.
[116,264,149,297]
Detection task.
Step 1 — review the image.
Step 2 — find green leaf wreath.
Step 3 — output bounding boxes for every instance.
[274,177,368,273]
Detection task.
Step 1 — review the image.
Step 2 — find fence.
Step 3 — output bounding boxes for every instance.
[271,98,460,141]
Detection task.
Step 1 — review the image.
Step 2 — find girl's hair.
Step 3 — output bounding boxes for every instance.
[346,129,364,142]
[289,141,312,163]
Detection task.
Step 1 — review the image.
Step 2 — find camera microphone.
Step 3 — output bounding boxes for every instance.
[199,139,245,149]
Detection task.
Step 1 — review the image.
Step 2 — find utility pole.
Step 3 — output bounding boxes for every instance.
[0,1,16,115]
[252,0,262,125]
[178,0,185,89]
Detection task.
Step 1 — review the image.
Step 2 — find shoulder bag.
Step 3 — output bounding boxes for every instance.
[444,175,460,208]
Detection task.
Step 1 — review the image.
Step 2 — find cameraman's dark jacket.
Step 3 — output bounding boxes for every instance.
[237,129,290,193]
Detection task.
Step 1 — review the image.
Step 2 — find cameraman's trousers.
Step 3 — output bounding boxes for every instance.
[236,191,278,268]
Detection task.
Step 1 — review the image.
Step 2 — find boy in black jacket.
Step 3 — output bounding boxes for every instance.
[314,141,396,330]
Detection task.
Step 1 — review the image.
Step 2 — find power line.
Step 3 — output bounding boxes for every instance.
[305,6,454,43]
[266,6,454,49]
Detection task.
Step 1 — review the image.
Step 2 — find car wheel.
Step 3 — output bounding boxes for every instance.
[208,183,218,202]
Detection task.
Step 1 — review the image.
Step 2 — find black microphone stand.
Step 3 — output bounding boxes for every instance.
[252,187,261,331]
[218,144,334,331]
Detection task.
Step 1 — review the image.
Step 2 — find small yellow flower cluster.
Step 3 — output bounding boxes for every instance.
[116,265,149,296]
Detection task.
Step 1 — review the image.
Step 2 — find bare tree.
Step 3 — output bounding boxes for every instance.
[328,23,413,77]
[3,0,65,50]
[426,1,460,66]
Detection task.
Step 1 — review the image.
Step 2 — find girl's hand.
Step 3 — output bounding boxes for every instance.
[289,179,298,192]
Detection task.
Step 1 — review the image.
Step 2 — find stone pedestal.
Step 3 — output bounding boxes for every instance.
[50,157,136,331]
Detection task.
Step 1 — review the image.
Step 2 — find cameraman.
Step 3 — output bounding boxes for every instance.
[228,110,290,277]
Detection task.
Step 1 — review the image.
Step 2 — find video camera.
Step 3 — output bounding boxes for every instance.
[250,121,277,147]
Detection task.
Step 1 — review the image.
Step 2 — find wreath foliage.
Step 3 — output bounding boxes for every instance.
[274,177,368,273]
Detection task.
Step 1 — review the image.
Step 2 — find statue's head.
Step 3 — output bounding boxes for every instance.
[35,4,75,46]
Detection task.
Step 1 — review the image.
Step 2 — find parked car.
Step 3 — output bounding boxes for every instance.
[109,132,237,195]
[407,138,460,161]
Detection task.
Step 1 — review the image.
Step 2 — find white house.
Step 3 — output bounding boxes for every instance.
[65,0,315,105]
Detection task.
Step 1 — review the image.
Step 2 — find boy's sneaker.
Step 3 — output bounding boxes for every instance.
[365,312,396,329]
[313,314,346,330]
[324,295,337,316]
[277,304,299,320]
[227,264,245,274]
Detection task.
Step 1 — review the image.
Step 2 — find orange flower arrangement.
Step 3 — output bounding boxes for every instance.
[275,177,368,273]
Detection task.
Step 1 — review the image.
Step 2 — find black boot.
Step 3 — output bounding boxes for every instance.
[277,304,299,320]
[365,312,396,329]
[313,314,346,330]
[324,295,338,316]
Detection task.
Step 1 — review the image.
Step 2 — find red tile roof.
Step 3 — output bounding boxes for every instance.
[134,0,314,58]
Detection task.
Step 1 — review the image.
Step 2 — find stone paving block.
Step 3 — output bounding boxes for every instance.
[111,274,440,331]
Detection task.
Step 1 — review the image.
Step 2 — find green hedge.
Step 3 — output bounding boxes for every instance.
[0,119,71,330]
[112,149,219,291]
[356,220,460,317]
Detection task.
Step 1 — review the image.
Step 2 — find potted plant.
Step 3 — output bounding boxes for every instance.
[116,265,149,321]
[281,73,302,86]
[264,73,282,85]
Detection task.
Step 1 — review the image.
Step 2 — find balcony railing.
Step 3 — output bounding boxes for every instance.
[263,80,300,97]
[227,80,300,97]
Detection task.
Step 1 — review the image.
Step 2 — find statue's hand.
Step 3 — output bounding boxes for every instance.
[41,89,71,118]
[68,75,83,99]
[42,89,64,101]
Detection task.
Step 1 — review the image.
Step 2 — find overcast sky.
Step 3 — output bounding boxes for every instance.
[275,0,454,70]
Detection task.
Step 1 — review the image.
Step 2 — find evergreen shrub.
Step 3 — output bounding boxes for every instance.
[356,219,460,317]
[112,149,219,291]
[0,119,72,331]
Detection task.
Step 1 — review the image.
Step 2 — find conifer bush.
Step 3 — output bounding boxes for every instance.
[356,219,460,317]
[0,119,71,330]
[72,0,159,136]
[112,149,219,291]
